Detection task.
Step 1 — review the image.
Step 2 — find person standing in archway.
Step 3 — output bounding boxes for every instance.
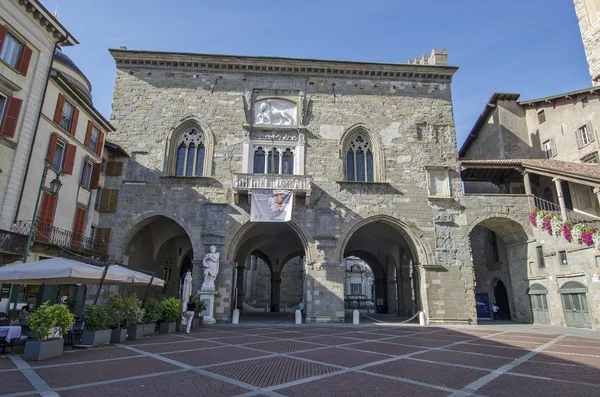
[492,303,499,320]
[184,296,196,334]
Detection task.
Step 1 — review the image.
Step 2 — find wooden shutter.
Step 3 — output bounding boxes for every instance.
[53,93,65,124]
[106,161,123,176]
[100,189,119,213]
[46,132,58,163]
[587,122,595,143]
[62,144,77,175]
[0,97,22,138]
[84,120,93,147]
[71,207,87,250]
[96,130,104,156]
[0,25,7,51]
[70,107,79,136]
[38,193,57,226]
[550,138,556,157]
[574,129,582,148]
[94,228,111,249]
[17,45,32,76]
[90,163,101,189]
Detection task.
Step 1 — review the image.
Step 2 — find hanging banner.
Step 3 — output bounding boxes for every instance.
[475,292,491,320]
[251,189,293,222]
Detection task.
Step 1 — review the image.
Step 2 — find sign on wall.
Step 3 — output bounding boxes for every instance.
[251,189,293,222]
[475,292,491,320]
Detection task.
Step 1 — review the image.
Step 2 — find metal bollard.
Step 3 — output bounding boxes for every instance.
[419,311,426,326]
[353,310,360,325]
[232,309,240,324]
[295,309,302,324]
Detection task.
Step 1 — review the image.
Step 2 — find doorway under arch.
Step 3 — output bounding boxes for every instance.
[121,215,193,299]
[493,279,511,320]
[341,219,422,317]
[233,222,306,314]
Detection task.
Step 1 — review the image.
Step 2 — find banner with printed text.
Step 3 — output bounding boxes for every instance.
[251,189,293,222]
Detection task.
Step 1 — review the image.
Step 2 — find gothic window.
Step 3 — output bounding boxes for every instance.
[345,135,374,182]
[282,149,294,174]
[251,145,295,174]
[172,127,208,176]
[253,147,265,173]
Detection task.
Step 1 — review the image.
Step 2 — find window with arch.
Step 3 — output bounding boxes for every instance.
[172,127,208,176]
[252,146,295,175]
[345,134,375,182]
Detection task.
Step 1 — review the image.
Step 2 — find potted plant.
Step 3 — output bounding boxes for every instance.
[123,295,145,340]
[159,297,182,333]
[141,298,161,336]
[81,305,111,346]
[193,300,207,328]
[24,302,74,361]
[106,295,127,343]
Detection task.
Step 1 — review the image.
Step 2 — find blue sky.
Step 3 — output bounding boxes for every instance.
[40,0,590,148]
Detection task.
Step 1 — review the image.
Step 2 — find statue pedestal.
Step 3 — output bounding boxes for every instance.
[198,290,217,324]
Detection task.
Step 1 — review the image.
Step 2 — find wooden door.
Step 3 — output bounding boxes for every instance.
[562,293,592,329]
[71,208,87,250]
[530,294,550,325]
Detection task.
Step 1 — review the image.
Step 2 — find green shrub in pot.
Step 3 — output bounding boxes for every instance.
[84,305,110,332]
[142,298,161,323]
[123,294,144,325]
[161,297,183,323]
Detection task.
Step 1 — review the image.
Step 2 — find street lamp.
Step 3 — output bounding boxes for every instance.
[22,161,62,263]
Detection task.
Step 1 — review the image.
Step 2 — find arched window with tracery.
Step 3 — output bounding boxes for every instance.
[282,149,294,174]
[253,147,266,173]
[172,127,208,176]
[345,135,374,182]
[252,146,295,174]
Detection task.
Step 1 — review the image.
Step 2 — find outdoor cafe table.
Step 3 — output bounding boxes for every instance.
[0,326,21,353]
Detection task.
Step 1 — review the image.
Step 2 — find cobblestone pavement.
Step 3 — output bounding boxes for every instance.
[1,323,600,396]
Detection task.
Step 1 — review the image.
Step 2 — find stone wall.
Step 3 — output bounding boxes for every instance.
[574,0,600,85]
[102,50,475,323]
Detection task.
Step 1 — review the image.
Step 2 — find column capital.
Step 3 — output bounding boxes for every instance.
[552,177,562,183]
[520,170,528,176]
[593,187,600,195]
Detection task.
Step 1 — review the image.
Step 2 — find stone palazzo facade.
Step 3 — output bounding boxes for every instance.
[101,47,480,324]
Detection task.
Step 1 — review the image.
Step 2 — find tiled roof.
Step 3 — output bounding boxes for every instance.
[460,158,600,183]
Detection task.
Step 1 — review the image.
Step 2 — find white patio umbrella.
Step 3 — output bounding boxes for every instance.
[0,258,130,285]
[181,271,192,312]
[108,265,165,287]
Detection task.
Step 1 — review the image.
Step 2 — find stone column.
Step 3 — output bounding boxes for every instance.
[521,170,532,196]
[594,187,600,207]
[191,260,204,293]
[271,272,281,312]
[553,178,568,220]
[305,261,345,323]
[236,264,246,310]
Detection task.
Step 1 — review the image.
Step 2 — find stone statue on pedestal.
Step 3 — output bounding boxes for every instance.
[201,245,220,291]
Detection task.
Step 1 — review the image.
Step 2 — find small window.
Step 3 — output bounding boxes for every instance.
[351,283,362,295]
[81,159,93,188]
[90,225,96,240]
[537,110,546,125]
[101,159,107,173]
[559,251,568,266]
[537,246,545,269]
[581,152,599,163]
[89,126,100,153]
[0,33,23,69]
[578,124,594,147]
[59,100,75,132]
[543,139,556,158]
[0,94,7,125]
[94,187,102,211]
[52,139,66,171]
[491,231,500,262]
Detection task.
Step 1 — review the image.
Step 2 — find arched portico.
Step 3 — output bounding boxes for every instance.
[468,216,531,323]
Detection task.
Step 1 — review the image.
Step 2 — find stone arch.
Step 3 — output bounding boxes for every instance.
[340,123,386,182]
[224,219,314,264]
[467,215,532,244]
[164,115,216,176]
[114,210,201,262]
[335,213,433,268]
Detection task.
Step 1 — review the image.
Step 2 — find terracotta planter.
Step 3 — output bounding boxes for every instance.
[23,339,64,361]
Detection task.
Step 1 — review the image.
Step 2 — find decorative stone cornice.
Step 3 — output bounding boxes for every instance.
[109,49,458,82]
[18,0,78,45]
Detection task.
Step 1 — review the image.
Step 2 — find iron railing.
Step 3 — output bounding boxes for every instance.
[0,229,27,255]
[532,196,600,227]
[11,221,107,256]
[233,173,312,191]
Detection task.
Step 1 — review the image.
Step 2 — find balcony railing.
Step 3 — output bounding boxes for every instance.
[533,196,600,227]
[233,173,312,191]
[12,221,107,256]
[0,229,27,255]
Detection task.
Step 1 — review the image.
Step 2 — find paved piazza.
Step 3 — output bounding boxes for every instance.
[1,324,600,397]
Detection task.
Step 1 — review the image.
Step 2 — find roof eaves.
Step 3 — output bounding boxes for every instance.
[518,86,600,106]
